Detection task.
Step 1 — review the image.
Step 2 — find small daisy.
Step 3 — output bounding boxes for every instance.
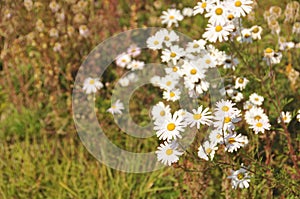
[156,141,183,166]
[186,39,207,53]
[160,9,183,28]
[193,0,214,15]
[181,61,206,83]
[182,7,194,17]
[249,93,264,106]
[146,34,164,50]
[231,91,244,103]
[79,25,89,38]
[185,106,213,129]
[245,107,269,125]
[107,99,124,115]
[156,29,179,47]
[237,28,253,43]
[230,0,253,18]
[154,111,186,141]
[116,53,131,68]
[151,102,171,122]
[126,60,145,70]
[49,1,60,13]
[205,2,228,25]
[198,140,218,161]
[209,128,227,144]
[158,75,179,91]
[277,111,292,124]
[118,77,130,87]
[214,99,239,118]
[297,110,300,122]
[82,77,103,94]
[224,133,248,153]
[161,45,185,65]
[203,23,235,43]
[235,77,249,91]
[228,165,251,189]
[292,22,300,34]
[49,28,59,38]
[163,89,181,102]
[250,25,263,40]
[249,118,271,134]
[127,45,141,57]
[223,55,239,70]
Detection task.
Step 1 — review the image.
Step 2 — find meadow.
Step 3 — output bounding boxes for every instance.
[0,0,300,198]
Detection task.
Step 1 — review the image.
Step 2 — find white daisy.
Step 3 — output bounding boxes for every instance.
[156,29,179,47]
[245,107,269,125]
[249,118,271,134]
[250,25,263,40]
[107,99,124,115]
[230,0,253,18]
[127,44,141,57]
[231,91,244,102]
[199,54,217,68]
[228,165,251,189]
[203,23,234,43]
[277,111,292,124]
[193,0,214,15]
[126,60,145,70]
[249,93,264,106]
[235,77,249,90]
[237,28,253,43]
[116,53,131,68]
[161,45,185,65]
[182,7,194,17]
[154,111,186,141]
[185,106,213,129]
[198,140,218,161]
[118,77,130,87]
[151,102,171,122]
[209,128,227,144]
[156,141,183,166]
[79,25,89,38]
[297,110,300,122]
[146,34,164,50]
[205,2,228,25]
[181,60,206,83]
[158,75,179,91]
[160,9,183,28]
[223,55,239,70]
[163,89,181,102]
[82,77,103,94]
[214,99,239,118]
[224,133,248,153]
[186,39,207,53]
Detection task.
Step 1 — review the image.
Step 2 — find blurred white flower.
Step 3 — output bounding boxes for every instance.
[82,77,103,94]
[107,99,124,115]
[160,9,183,27]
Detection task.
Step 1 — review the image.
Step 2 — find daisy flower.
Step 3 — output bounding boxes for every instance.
[161,45,185,65]
[151,102,171,122]
[224,133,248,153]
[203,23,235,43]
[235,77,249,90]
[154,111,186,141]
[199,54,217,68]
[223,55,239,70]
[237,28,253,43]
[231,91,244,103]
[193,0,214,15]
[297,110,300,122]
[277,111,292,124]
[118,77,130,87]
[156,141,183,166]
[107,99,124,115]
[209,128,227,144]
[214,112,242,132]
[186,39,207,53]
[158,75,179,91]
[79,25,89,38]
[245,107,269,125]
[249,93,264,106]
[82,77,103,94]
[163,89,181,102]
[230,0,253,18]
[181,61,206,83]
[156,29,179,47]
[205,2,228,25]
[214,99,239,118]
[126,60,145,70]
[250,25,263,40]
[160,9,183,28]
[116,53,131,68]
[198,140,218,161]
[185,106,213,129]
[49,1,60,13]
[249,117,271,134]
[146,35,164,50]
[228,165,251,189]
[127,45,141,57]
[182,7,194,17]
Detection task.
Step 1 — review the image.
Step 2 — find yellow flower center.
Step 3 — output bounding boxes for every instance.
[166,81,172,86]
[215,25,223,32]
[222,106,229,112]
[164,36,170,41]
[167,123,176,131]
[256,122,263,127]
[215,8,223,15]
[170,92,175,98]
[89,79,95,84]
[237,173,244,180]
[172,67,178,72]
[216,134,222,139]
[166,149,173,155]
[190,69,197,75]
[193,44,199,48]
[228,138,236,144]
[193,114,202,120]
[224,117,231,123]
[235,1,242,7]
[254,115,261,120]
[121,59,127,63]
[265,48,273,54]
[244,33,251,38]
[169,15,175,20]
[205,59,211,64]
[154,40,159,45]
[252,27,259,33]
[283,116,287,121]
[227,14,234,20]
[112,105,116,109]
[254,97,259,101]
[238,78,244,83]
[201,2,207,8]
[206,148,212,154]
[160,111,165,116]
[170,52,177,58]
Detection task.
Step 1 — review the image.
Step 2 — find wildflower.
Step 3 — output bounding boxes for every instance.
[182,7,194,17]
[223,55,239,70]
[245,107,269,125]
[250,25,263,40]
[156,29,179,47]
[231,91,244,102]
[82,77,103,94]
[49,1,60,13]
[163,89,181,102]
[53,42,62,52]
[292,22,300,34]
[151,102,171,122]
[215,99,239,118]
[249,117,271,134]
[224,133,248,153]
[203,23,235,43]
[157,75,179,91]
[49,28,59,38]
[161,9,183,28]
[235,77,249,91]
[74,13,87,24]
[116,53,131,68]
[198,140,218,161]
[186,39,206,53]
[193,0,213,15]
[228,165,251,189]
[154,111,186,141]
[277,111,292,124]
[107,99,124,115]
[127,45,141,57]
[156,141,183,166]
[126,60,145,71]
[181,61,206,83]
[205,2,228,25]
[36,19,45,32]
[79,25,89,38]
[249,93,264,106]
[161,45,185,65]
[230,0,253,18]
[209,128,227,144]
[237,28,253,43]
[297,110,300,122]
[185,106,213,129]
[118,77,130,87]
[269,6,282,19]
[146,34,164,50]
